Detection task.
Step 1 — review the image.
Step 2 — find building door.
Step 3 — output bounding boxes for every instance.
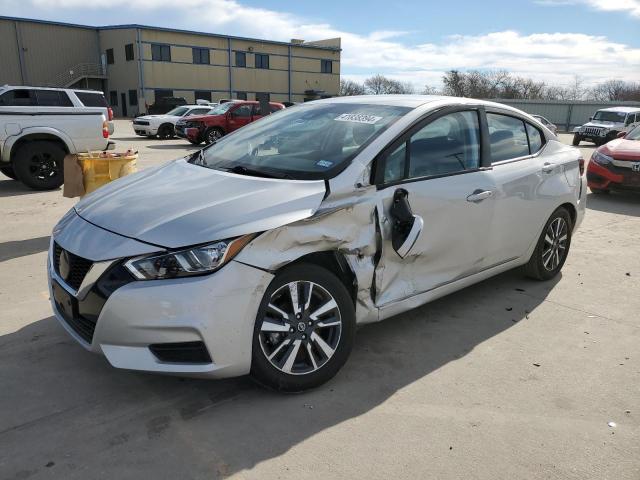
[120,93,128,117]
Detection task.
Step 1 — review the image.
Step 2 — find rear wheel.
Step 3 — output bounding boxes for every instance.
[572,134,582,146]
[524,208,572,281]
[0,165,17,180]
[251,263,355,392]
[13,141,65,190]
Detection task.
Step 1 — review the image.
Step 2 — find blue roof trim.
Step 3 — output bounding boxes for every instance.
[0,15,341,52]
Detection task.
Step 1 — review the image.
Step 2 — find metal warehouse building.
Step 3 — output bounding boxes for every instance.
[0,16,341,116]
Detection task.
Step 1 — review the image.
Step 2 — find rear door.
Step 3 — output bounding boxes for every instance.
[373,107,497,307]
[484,110,560,265]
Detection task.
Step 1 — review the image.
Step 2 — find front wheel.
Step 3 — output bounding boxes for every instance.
[572,134,582,146]
[157,124,175,139]
[251,263,355,392]
[523,208,572,281]
[205,128,224,144]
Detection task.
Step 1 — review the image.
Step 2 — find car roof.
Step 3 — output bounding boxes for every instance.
[1,85,104,93]
[596,107,640,113]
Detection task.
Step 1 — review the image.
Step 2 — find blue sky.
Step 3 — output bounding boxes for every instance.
[2,0,639,88]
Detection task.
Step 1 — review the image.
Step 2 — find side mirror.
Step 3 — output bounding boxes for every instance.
[617,131,626,139]
[589,117,593,121]
[389,189,423,258]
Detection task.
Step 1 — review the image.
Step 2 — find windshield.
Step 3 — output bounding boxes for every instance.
[626,125,640,141]
[166,107,190,116]
[592,110,627,123]
[191,102,411,180]
[207,102,237,115]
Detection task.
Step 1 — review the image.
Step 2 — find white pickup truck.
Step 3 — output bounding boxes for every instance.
[0,86,115,190]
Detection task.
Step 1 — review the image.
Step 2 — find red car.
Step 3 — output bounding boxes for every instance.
[587,125,640,194]
[175,100,285,144]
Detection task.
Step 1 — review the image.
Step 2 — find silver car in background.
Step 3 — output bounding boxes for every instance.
[532,114,558,135]
[48,95,586,392]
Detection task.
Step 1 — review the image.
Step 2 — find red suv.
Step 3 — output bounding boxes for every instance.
[175,100,285,144]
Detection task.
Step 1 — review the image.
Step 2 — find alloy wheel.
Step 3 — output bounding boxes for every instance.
[258,281,342,375]
[542,217,568,271]
[207,130,222,143]
[28,152,59,181]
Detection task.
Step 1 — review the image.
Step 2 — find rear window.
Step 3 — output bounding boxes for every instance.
[35,90,73,107]
[75,91,109,108]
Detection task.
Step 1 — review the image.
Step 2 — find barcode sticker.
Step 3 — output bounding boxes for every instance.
[335,113,383,124]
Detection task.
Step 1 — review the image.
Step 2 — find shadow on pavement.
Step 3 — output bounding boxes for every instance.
[586,191,640,217]
[0,269,559,479]
[0,179,52,198]
[0,236,50,262]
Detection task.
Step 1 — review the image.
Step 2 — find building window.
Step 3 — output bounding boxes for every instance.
[256,92,270,102]
[106,48,114,65]
[125,44,134,61]
[321,59,332,74]
[109,91,118,106]
[154,89,173,101]
[192,47,210,65]
[255,53,269,69]
[151,44,171,62]
[128,90,138,106]
[195,90,212,102]
[236,92,247,100]
[235,51,246,67]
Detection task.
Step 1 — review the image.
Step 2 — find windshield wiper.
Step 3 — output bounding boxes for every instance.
[225,165,295,180]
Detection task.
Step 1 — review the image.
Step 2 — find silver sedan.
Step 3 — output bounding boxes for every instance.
[48,95,586,391]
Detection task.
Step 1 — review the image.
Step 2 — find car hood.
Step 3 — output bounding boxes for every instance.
[136,114,179,122]
[74,159,327,249]
[582,121,622,129]
[599,138,640,161]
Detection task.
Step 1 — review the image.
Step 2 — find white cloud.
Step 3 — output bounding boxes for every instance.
[537,0,640,18]
[9,0,640,89]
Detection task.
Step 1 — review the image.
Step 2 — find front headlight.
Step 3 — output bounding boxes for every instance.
[592,150,613,166]
[125,234,255,280]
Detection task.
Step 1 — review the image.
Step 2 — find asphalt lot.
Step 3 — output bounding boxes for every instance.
[1,121,639,479]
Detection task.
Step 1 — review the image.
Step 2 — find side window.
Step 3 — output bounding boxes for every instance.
[232,105,252,118]
[75,91,108,107]
[384,143,407,183]
[190,108,209,116]
[526,123,543,154]
[35,90,73,107]
[487,113,529,163]
[626,114,635,126]
[0,89,36,106]
[408,111,480,178]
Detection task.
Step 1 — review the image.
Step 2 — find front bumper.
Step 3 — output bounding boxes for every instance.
[587,161,640,192]
[48,216,274,379]
[132,123,157,136]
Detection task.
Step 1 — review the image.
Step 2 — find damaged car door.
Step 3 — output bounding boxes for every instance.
[373,108,497,307]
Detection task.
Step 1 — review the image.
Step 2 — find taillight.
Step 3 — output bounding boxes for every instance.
[578,157,585,176]
[102,121,109,139]
[108,107,114,121]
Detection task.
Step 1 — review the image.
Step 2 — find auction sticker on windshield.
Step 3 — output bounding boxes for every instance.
[335,113,383,124]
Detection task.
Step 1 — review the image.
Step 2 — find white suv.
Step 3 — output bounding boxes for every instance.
[0,86,115,190]
[573,107,640,146]
[132,104,215,139]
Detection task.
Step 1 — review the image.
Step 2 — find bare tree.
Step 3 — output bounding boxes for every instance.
[422,85,441,95]
[590,80,640,101]
[339,79,366,96]
[363,74,414,95]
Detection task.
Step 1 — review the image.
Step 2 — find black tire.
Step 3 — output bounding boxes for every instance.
[251,263,356,392]
[157,124,174,139]
[1,165,17,180]
[204,128,224,144]
[523,207,572,281]
[589,187,610,194]
[572,134,581,146]
[13,141,65,190]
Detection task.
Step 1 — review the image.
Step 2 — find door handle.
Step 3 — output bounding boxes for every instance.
[542,162,556,173]
[466,189,493,203]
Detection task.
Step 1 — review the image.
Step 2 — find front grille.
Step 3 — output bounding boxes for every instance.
[133,120,150,126]
[53,243,93,291]
[149,341,212,364]
[584,127,604,136]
